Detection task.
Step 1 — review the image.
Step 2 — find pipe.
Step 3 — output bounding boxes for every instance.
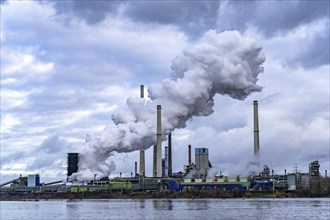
[139,85,146,177]
[0,178,19,188]
[156,105,162,177]
[135,161,137,177]
[168,133,172,177]
[164,146,168,177]
[253,100,260,168]
[44,180,63,186]
[188,145,192,166]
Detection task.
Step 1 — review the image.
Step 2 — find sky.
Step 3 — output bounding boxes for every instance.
[1,0,329,183]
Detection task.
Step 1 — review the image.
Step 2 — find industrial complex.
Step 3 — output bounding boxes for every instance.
[1,85,329,197]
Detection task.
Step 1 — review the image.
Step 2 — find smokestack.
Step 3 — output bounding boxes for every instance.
[139,85,146,177]
[253,100,260,168]
[325,170,328,178]
[164,146,168,177]
[135,161,137,177]
[162,158,165,177]
[140,85,144,98]
[168,133,172,177]
[156,105,162,177]
[188,145,192,166]
[153,144,157,177]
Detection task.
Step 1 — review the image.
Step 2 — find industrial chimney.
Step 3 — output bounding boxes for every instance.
[188,145,192,166]
[135,161,137,177]
[164,146,168,177]
[168,133,172,177]
[253,100,260,168]
[156,105,162,177]
[139,85,146,176]
[153,144,157,177]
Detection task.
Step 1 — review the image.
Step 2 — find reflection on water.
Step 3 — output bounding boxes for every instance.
[153,199,173,210]
[139,199,145,209]
[1,198,329,220]
[186,199,209,210]
[311,200,321,206]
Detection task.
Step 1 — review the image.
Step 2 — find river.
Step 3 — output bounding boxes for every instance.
[1,198,329,220]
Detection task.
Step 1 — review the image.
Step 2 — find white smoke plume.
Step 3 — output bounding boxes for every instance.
[73,30,265,180]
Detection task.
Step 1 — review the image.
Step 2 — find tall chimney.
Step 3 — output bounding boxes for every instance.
[135,161,137,177]
[156,105,162,177]
[153,144,157,177]
[164,146,168,177]
[253,100,260,168]
[140,84,144,98]
[139,85,146,177]
[188,145,192,166]
[168,133,172,177]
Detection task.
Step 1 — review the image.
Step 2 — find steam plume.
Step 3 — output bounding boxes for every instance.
[74,30,265,180]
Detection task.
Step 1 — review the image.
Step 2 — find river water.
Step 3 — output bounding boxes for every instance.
[1,198,329,220]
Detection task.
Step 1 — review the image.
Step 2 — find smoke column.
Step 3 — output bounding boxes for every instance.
[74,30,265,180]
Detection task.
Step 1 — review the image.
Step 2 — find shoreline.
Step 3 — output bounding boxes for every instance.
[1,191,328,201]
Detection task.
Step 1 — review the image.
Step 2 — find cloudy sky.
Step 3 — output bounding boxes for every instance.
[1,0,329,183]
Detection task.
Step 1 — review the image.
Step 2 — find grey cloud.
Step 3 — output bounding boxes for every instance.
[1,152,25,168]
[27,156,57,170]
[0,0,8,5]
[44,1,220,37]
[218,1,329,36]
[217,1,329,68]
[124,1,220,37]
[37,134,68,154]
[289,32,330,68]
[1,134,69,170]
[46,0,121,24]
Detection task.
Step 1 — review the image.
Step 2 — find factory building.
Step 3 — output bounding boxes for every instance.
[309,160,320,177]
[194,148,210,179]
[27,174,40,187]
[287,173,310,191]
[67,153,79,179]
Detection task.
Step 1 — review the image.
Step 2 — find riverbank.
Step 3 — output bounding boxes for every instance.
[1,190,327,201]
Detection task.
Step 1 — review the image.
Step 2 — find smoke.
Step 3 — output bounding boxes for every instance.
[73,30,265,180]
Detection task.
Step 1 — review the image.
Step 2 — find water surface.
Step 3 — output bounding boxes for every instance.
[1,198,329,220]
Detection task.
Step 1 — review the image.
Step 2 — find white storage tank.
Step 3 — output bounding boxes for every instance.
[206,178,214,182]
[217,178,225,183]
